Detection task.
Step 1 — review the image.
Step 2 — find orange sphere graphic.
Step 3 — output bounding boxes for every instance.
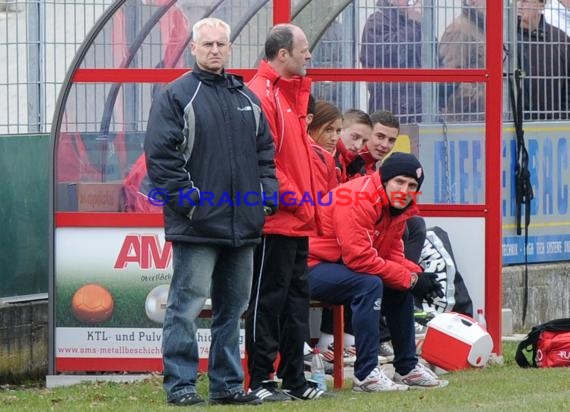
[71,283,114,324]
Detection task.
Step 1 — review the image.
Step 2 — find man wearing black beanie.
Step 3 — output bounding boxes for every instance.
[316,113,429,367]
[379,152,425,189]
[379,152,424,213]
[308,153,447,391]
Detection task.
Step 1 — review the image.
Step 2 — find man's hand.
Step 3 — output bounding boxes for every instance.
[410,273,444,305]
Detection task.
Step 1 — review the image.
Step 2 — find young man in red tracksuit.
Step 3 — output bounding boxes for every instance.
[245,23,326,402]
[308,153,448,391]
[318,111,425,361]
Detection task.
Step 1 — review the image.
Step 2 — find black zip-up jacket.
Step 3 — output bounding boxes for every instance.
[518,15,570,120]
[144,65,278,246]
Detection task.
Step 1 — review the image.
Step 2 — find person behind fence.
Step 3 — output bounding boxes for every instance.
[144,17,278,407]
[439,0,486,122]
[360,0,423,124]
[308,153,448,391]
[517,0,570,120]
[544,0,570,36]
[245,23,327,402]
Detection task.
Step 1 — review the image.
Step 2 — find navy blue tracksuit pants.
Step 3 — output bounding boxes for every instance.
[309,262,418,381]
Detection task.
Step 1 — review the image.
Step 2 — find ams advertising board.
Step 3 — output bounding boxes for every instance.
[54,228,246,372]
[418,122,570,265]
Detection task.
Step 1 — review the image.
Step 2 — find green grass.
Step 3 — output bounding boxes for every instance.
[1,343,569,411]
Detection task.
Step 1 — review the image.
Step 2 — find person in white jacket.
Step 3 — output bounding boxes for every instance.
[545,0,570,35]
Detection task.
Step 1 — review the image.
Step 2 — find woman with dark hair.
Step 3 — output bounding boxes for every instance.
[308,100,343,154]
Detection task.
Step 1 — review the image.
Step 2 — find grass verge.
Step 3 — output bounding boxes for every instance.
[1,342,569,411]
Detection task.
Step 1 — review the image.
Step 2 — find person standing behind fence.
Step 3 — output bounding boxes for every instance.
[360,0,423,124]
[245,23,327,402]
[439,0,486,122]
[544,0,570,36]
[144,17,277,407]
[517,0,570,120]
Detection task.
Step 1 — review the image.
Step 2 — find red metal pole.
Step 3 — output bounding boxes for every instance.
[485,0,504,355]
[273,0,291,25]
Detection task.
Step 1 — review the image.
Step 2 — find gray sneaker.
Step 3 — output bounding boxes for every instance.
[415,321,427,338]
[378,341,395,363]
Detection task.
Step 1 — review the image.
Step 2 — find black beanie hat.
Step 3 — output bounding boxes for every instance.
[379,152,424,189]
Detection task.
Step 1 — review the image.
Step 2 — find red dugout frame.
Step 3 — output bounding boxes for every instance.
[49,0,503,376]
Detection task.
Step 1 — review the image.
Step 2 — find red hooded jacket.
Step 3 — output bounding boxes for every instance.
[308,172,421,290]
[311,141,339,199]
[248,60,321,236]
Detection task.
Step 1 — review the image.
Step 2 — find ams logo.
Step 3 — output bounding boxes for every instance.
[114,234,172,269]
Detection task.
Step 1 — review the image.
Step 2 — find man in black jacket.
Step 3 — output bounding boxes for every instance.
[144,17,277,407]
[517,0,570,120]
[360,0,423,124]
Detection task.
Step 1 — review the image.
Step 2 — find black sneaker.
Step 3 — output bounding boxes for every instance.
[283,381,331,401]
[167,392,206,406]
[249,380,291,402]
[209,390,262,406]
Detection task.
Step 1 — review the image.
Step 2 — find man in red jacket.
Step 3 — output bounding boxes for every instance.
[308,153,448,391]
[245,23,326,401]
[321,111,426,363]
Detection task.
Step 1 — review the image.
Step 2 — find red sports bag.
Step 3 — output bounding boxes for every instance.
[515,318,570,368]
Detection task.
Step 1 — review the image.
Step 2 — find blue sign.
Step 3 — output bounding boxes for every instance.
[418,123,570,265]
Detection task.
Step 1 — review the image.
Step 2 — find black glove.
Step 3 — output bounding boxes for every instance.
[411,273,444,305]
[263,204,278,216]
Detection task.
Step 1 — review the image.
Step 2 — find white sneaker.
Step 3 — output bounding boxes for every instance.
[353,367,409,392]
[393,363,449,389]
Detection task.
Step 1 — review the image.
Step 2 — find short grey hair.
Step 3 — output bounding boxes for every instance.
[192,18,231,43]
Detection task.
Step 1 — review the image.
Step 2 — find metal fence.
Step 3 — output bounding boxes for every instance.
[1,0,569,134]
[1,0,114,134]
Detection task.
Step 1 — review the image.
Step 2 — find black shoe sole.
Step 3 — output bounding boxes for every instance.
[209,399,262,406]
[167,398,206,406]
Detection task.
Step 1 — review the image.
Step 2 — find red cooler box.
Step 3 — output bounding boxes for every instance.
[422,312,493,371]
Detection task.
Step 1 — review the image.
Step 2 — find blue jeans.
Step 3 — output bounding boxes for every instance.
[309,263,417,380]
[162,242,254,401]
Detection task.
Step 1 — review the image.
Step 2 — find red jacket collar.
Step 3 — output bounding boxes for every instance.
[255,60,312,117]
